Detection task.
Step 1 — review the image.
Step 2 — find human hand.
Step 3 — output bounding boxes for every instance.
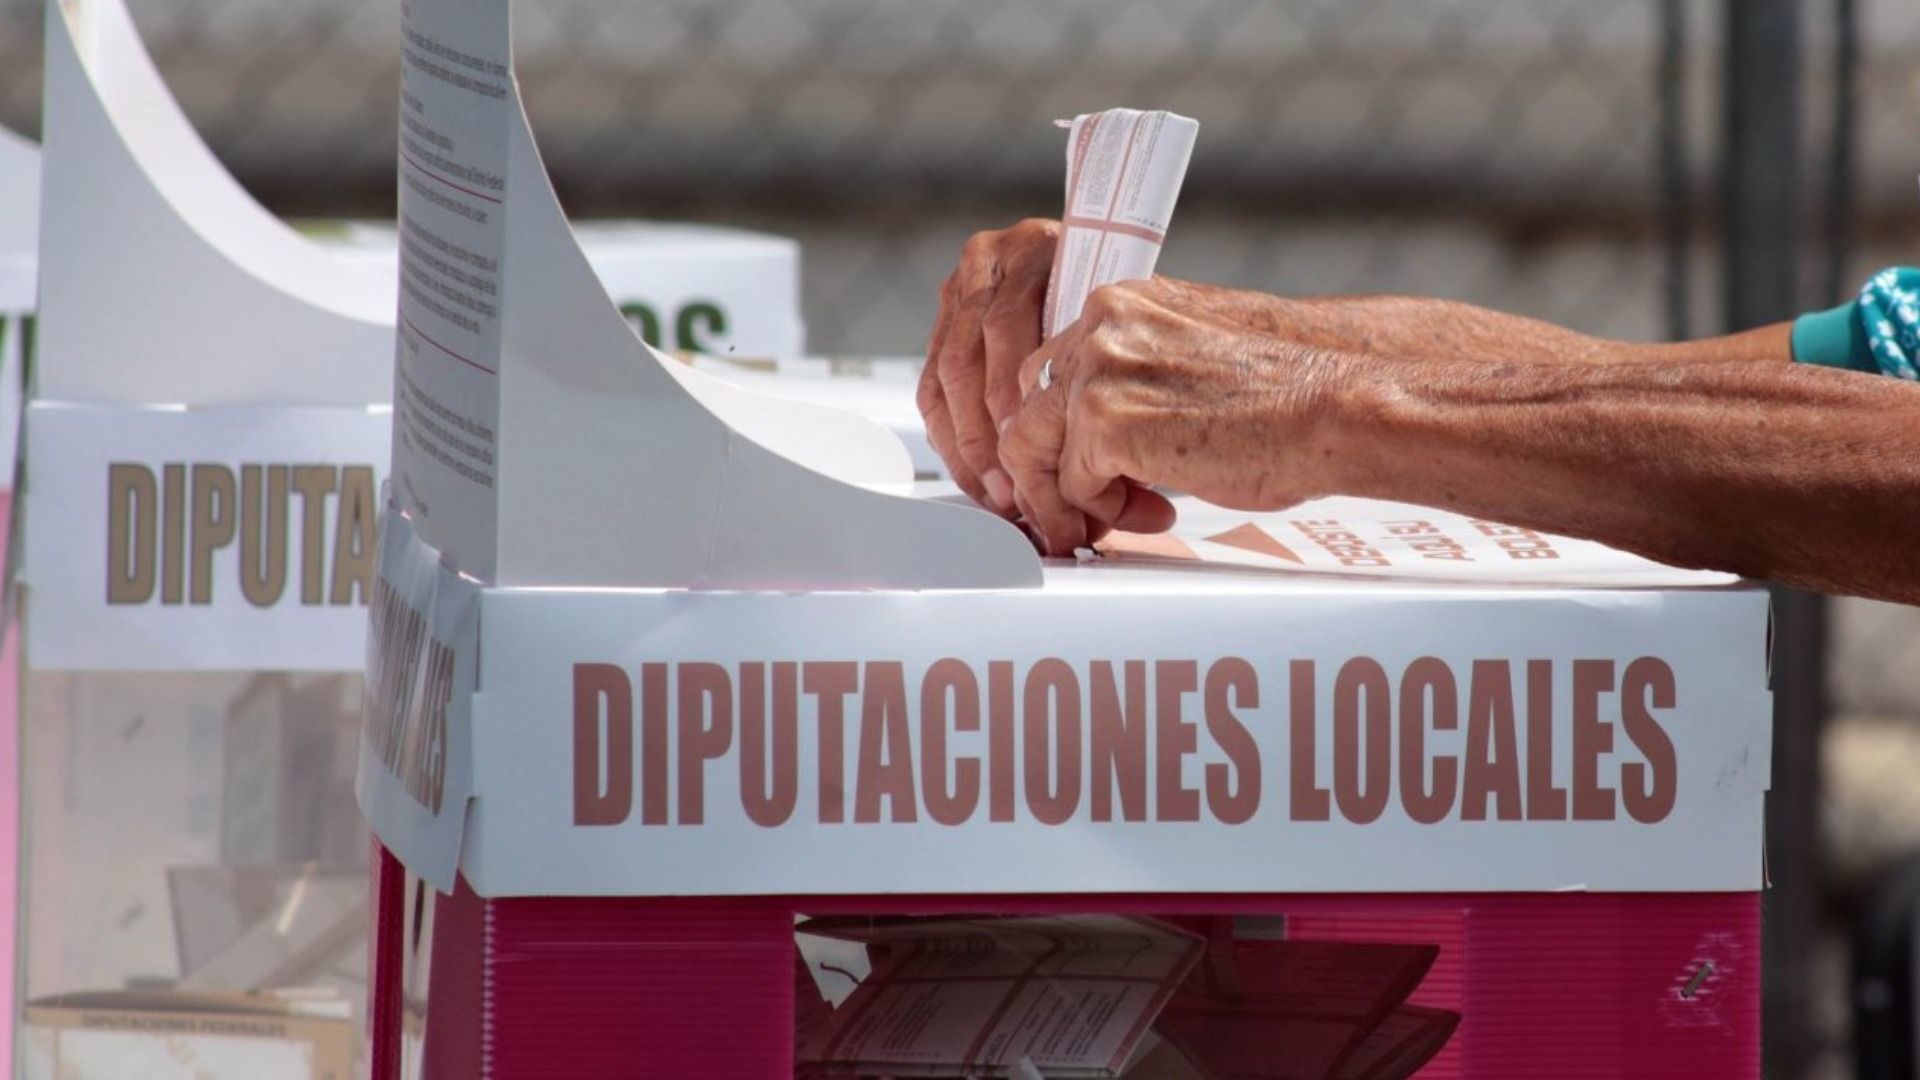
[918,218,1060,516]
[919,220,1301,518]
[998,278,1348,555]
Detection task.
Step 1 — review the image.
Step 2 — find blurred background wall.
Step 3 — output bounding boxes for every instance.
[1,1,1917,1076]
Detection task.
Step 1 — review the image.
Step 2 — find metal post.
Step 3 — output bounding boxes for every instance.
[1723,1,1821,1075]
[1821,0,1858,307]
[1658,0,1691,341]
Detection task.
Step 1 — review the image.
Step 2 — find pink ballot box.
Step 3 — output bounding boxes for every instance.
[356,1,1774,1076]
[372,882,1755,1077]
[361,507,1771,1079]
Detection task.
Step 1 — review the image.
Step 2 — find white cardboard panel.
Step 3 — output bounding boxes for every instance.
[692,358,942,478]
[22,403,390,671]
[355,511,478,892]
[390,0,1038,590]
[35,0,391,407]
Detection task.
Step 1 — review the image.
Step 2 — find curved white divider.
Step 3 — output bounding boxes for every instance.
[36,0,390,406]
[653,353,916,487]
[391,0,1038,589]
[34,0,906,491]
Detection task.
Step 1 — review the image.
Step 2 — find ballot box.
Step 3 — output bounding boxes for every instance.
[12,1,818,1073]
[356,3,1774,1075]
[362,509,1770,1079]
[11,0,392,1073]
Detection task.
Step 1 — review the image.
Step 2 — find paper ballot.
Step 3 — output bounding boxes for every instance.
[793,918,1459,1080]
[799,915,1204,1078]
[1044,110,1198,337]
[1098,495,1739,588]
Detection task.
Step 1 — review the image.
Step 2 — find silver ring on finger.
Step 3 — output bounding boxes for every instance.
[1036,357,1055,392]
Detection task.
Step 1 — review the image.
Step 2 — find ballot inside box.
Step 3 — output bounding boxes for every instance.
[793,913,1460,1080]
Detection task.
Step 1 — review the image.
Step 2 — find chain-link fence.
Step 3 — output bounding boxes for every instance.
[0,2,1913,350]
[0,0,1783,352]
[4,0,1920,1076]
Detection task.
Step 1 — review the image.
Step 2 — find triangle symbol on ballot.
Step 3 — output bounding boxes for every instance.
[1100,531,1199,560]
[1206,523,1304,563]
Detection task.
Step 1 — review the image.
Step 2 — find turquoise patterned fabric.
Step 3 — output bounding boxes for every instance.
[1792,267,1920,378]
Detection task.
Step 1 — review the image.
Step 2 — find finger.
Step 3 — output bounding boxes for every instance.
[1058,422,1129,524]
[918,274,966,483]
[981,228,1057,426]
[1010,491,1045,553]
[1014,479,1108,552]
[1055,474,1173,540]
[925,270,958,360]
[918,372,990,508]
[1055,417,1174,535]
[999,384,1089,556]
[937,261,1015,514]
[1112,482,1177,533]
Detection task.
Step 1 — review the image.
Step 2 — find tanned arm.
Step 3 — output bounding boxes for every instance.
[1244,292,1796,369]
[996,278,1920,604]
[919,219,1798,520]
[1332,356,1920,600]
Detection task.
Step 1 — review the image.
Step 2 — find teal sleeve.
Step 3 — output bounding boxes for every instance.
[1792,267,1920,379]
[1791,301,1876,372]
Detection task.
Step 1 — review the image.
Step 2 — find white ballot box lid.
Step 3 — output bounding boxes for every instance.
[360,496,1773,899]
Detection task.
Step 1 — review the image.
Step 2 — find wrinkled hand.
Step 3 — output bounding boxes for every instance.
[919,219,1059,516]
[920,219,1300,519]
[999,278,1347,556]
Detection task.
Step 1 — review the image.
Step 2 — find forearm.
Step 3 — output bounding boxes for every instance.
[1282,295,1792,368]
[1326,357,1920,601]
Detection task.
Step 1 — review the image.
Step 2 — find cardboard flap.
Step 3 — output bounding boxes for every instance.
[356,506,478,894]
[35,0,391,406]
[0,125,36,257]
[389,0,1039,589]
[655,352,915,486]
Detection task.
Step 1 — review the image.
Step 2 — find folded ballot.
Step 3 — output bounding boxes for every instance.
[794,915,1457,1080]
[798,915,1205,1078]
[1045,110,1198,338]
